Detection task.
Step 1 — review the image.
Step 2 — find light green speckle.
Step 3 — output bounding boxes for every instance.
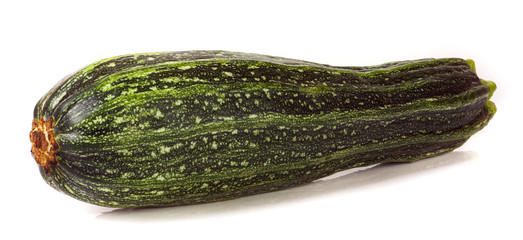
[101,83,112,92]
[114,116,126,124]
[98,187,113,193]
[313,125,324,131]
[92,115,105,124]
[104,94,115,101]
[178,65,192,70]
[121,172,134,179]
[117,149,133,156]
[154,109,164,118]
[122,88,138,95]
[173,142,184,149]
[159,145,172,154]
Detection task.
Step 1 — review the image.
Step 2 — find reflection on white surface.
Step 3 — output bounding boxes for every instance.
[95,151,477,221]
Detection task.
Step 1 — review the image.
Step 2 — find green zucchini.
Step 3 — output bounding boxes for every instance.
[30,50,496,208]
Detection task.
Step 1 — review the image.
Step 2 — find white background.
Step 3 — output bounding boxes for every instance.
[1,0,521,239]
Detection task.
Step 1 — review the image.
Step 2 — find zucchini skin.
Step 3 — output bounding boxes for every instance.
[31,51,495,208]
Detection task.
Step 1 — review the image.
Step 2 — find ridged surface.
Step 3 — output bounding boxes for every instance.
[32,51,495,208]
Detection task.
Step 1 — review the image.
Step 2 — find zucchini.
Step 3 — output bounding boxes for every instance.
[30,51,496,208]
